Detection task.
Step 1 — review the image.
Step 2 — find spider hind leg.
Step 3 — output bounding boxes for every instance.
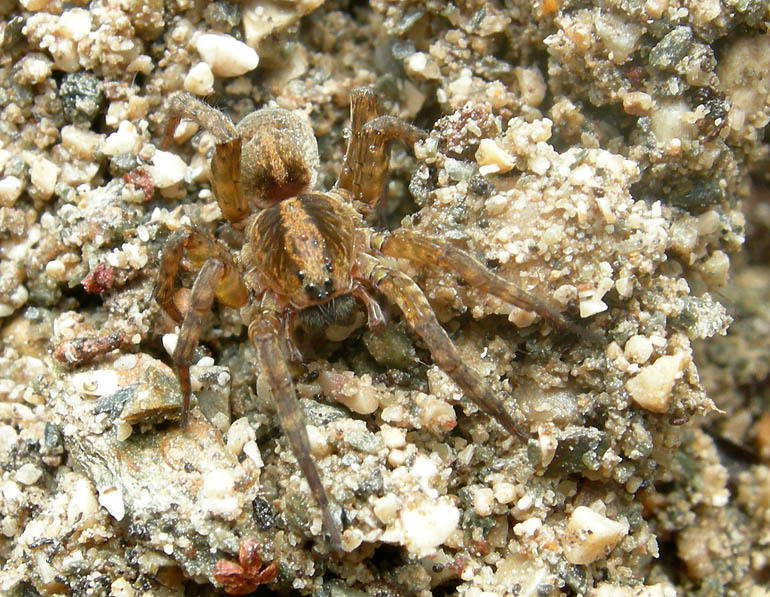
[356,253,528,439]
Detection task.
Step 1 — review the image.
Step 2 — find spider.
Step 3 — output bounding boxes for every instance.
[155,88,596,548]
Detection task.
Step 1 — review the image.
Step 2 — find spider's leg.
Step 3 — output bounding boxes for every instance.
[156,227,248,426]
[164,91,249,223]
[336,87,425,206]
[172,259,225,428]
[356,253,528,439]
[156,227,248,323]
[248,300,342,548]
[370,229,603,344]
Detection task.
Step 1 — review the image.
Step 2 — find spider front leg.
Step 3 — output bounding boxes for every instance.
[336,87,426,206]
[355,253,528,439]
[156,227,248,426]
[369,230,603,344]
[164,92,249,223]
[247,295,342,548]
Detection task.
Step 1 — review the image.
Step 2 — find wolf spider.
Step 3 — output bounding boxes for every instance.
[156,88,595,547]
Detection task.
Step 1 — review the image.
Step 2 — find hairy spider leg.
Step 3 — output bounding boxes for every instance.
[156,227,248,426]
[370,229,604,345]
[164,92,249,223]
[356,252,528,439]
[247,296,342,548]
[336,87,426,206]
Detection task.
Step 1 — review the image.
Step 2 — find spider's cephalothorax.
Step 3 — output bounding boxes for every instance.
[156,88,596,548]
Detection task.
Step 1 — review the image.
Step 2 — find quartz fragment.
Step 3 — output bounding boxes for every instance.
[195,33,259,77]
[626,352,690,413]
[563,506,628,565]
[400,498,459,557]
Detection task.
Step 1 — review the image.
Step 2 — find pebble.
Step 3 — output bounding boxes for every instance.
[195,33,259,77]
[373,493,399,524]
[15,463,43,485]
[473,487,494,516]
[226,417,255,457]
[625,352,690,413]
[72,369,120,397]
[513,66,546,107]
[400,497,460,557]
[200,468,241,519]
[476,139,516,175]
[147,150,187,188]
[61,125,103,160]
[0,424,18,457]
[0,176,24,206]
[29,157,60,199]
[184,62,215,96]
[98,486,126,521]
[563,506,628,565]
[624,335,654,364]
[59,8,93,40]
[102,121,142,156]
[110,578,136,597]
[67,477,100,524]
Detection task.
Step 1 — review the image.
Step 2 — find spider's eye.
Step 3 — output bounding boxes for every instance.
[323,278,333,291]
[297,270,305,282]
[325,263,333,273]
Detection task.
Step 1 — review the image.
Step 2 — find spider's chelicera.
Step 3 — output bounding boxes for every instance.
[156,88,595,548]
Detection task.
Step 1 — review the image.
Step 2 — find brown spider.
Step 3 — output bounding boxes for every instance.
[213,538,277,594]
[156,88,595,548]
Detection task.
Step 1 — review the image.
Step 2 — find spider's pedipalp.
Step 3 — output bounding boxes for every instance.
[156,227,248,425]
[356,252,528,440]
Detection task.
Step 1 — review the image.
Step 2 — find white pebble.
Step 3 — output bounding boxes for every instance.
[110,578,136,597]
[184,62,215,96]
[30,157,60,198]
[476,139,516,175]
[473,487,494,517]
[0,176,24,206]
[15,463,43,485]
[115,421,133,441]
[102,121,142,156]
[162,333,178,356]
[59,8,92,40]
[72,369,120,397]
[579,298,608,318]
[624,335,654,364]
[68,478,99,524]
[98,486,125,521]
[147,150,187,188]
[625,352,690,413]
[226,417,255,456]
[373,493,399,524]
[0,424,19,457]
[195,33,259,78]
[61,125,103,160]
[380,424,406,449]
[400,498,459,557]
[45,259,67,281]
[242,440,263,467]
[563,506,628,564]
[200,468,241,519]
[484,194,509,216]
[513,517,542,537]
[492,481,516,504]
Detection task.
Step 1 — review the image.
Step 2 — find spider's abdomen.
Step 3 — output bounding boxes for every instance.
[244,192,358,308]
